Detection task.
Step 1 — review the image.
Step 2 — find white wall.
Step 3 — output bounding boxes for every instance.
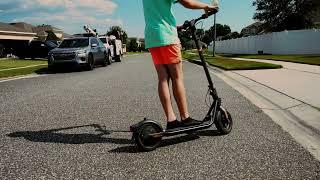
[208,29,320,55]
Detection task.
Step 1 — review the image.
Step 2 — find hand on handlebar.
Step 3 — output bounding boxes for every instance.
[204,5,219,17]
[177,25,184,31]
[177,5,219,31]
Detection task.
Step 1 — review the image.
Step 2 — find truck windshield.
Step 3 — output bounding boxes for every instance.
[99,38,107,43]
[59,39,89,48]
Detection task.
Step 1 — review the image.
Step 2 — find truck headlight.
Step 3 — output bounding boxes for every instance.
[77,50,87,57]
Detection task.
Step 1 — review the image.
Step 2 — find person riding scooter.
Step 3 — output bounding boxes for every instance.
[142,0,219,130]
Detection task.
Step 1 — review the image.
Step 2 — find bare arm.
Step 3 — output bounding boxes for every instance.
[178,0,219,14]
[178,0,208,9]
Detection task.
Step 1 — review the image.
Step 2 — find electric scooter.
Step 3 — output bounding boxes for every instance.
[130,10,233,151]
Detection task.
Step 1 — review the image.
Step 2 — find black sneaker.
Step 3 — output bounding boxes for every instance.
[166,120,181,130]
[181,117,202,127]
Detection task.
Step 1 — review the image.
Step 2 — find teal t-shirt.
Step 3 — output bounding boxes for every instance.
[142,0,180,49]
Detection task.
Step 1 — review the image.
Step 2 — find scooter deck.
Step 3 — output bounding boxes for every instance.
[163,120,212,136]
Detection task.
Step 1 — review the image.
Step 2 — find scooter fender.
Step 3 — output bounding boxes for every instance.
[219,106,229,119]
[130,118,163,132]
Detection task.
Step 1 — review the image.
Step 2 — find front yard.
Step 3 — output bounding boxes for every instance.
[182,51,282,70]
[0,59,47,79]
[219,54,320,66]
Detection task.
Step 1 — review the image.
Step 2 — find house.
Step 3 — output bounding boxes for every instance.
[10,22,68,41]
[137,38,145,48]
[0,21,70,57]
[32,24,64,41]
[0,22,36,57]
[241,22,263,37]
[0,22,36,41]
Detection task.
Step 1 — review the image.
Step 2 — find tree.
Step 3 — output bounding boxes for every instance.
[127,38,138,52]
[202,24,231,45]
[139,43,146,52]
[46,31,60,41]
[221,32,242,40]
[178,30,192,50]
[107,26,128,44]
[253,0,318,32]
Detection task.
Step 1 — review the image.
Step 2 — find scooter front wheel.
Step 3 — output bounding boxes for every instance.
[133,123,163,151]
[215,108,233,135]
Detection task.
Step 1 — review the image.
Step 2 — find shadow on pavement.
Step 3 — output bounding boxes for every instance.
[35,66,83,75]
[7,124,131,144]
[110,130,222,153]
[7,124,222,153]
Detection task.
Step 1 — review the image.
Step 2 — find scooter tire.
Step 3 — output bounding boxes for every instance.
[133,123,162,151]
[215,109,233,135]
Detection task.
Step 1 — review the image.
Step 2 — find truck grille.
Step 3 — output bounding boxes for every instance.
[53,53,76,60]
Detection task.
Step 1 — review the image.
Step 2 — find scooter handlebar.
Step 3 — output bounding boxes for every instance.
[177,9,218,31]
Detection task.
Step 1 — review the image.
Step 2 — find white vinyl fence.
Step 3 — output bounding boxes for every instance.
[209,29,320,55]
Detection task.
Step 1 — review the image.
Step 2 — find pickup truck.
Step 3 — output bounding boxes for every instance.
[99,36,122,62]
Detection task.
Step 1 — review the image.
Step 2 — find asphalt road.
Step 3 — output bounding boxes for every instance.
[0,54,319,179]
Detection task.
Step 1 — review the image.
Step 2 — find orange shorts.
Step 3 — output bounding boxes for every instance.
[149,44,182,65]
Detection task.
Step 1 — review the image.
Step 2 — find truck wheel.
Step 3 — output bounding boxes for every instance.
[102,52,111,67]
[86,54,94,71]
[115,54,121,62]
[48,65,56,72]
[107,52,112,65]
[0,44,4,58]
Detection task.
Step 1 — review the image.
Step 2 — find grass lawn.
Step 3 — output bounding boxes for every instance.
[0,59,47,70]
[220,54,320,66]
[182,51,282,70]
[311,24,320,29]
[0,59,47,78]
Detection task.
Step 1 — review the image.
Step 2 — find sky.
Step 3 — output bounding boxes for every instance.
[0,0,256,38]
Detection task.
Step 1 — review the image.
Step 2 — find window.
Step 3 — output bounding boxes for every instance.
[59,38,89,48]
[90,38,99,46]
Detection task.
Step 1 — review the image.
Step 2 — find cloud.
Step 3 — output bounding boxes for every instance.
[6,0,121,34]
[13,8,122,34]
[35,0,117,13]
[35,0,67,7]
[1,0,117,12]
[75,0,117,12]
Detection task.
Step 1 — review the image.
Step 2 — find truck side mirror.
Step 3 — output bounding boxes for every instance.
[91,43,98,48]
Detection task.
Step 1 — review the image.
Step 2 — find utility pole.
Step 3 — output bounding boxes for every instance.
[212,0,219,57]
[213,13,216,57]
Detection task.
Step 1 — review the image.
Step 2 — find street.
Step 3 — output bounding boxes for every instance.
[0,54,319,179]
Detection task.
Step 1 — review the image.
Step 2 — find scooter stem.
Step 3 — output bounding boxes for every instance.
[189,25,218,99]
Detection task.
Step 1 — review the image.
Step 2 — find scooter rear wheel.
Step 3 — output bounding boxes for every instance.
[215,109,233,135]
[133,123,162,151]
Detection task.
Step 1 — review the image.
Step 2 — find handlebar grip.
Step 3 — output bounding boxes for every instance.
[178,9,218,31]
[201,9,218,19]
[177,25,184,31]
[177,20,190,31]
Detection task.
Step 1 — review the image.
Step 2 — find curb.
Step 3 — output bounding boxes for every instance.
[0,74,44,83]
[0,64,47,72]
[186,59,320,161]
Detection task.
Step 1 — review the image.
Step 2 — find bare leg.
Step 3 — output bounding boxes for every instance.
[167,62,190,120]
[154,64,177,122]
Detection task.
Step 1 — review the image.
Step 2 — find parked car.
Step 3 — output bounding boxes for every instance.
[16,40,58,59]
[48,37,110,70]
